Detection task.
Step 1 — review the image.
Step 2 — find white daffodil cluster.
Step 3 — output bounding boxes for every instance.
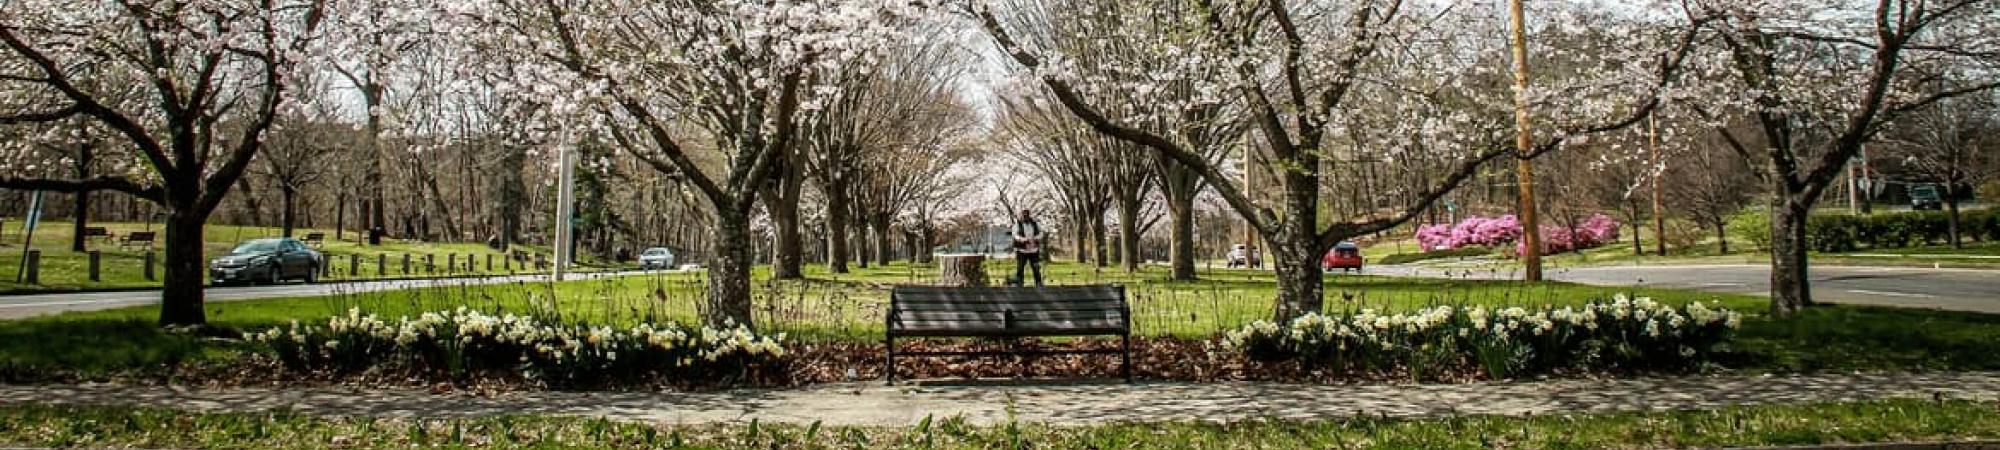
[1224,295,1743,376]
[251,308,787,384]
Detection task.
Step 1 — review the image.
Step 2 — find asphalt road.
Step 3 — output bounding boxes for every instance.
[1378,264,2000,314]
[0,270,662,320]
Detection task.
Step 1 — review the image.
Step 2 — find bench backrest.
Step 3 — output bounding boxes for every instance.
[303,232,325,240]
[82,227,110,236]
[124,231,156,241]
[888,285,1128,337]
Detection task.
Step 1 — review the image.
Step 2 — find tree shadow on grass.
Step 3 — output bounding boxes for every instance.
[1728,305,2000,372]
[0,318,220,380]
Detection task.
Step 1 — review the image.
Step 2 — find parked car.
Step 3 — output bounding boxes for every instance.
[1226,244,1262,268]
[638,247,676,269]
[1322,241,1363,272]
[1909,183,1944,210]
[210,237,320,285]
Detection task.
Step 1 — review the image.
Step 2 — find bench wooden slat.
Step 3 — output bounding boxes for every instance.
[893,301,1126,313]
[894,310,1124,322]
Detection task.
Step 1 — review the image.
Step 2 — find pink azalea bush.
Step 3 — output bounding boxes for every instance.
[1418,214,1621,256]
[1416,215,1522,251]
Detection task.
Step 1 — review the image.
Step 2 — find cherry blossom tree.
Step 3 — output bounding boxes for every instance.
[446,0,929,328]
[976,0,1709,320]
[0,0,329,326]
[1681,0,2000,314]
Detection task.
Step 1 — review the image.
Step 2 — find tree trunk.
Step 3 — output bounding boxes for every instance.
[852,215,870,269]
[824,189,851,273]
[281,186,298,238]
[1630,220,1643,256]
[1271,162,1326,322]
[705,210,755,328]
[160,210,208,326]
[1768,197,1814,315]
[1270,232,1323,322]
[1946,191,1963,249]
[1715,220,1729,254]
[918,225,935,263]
[1072,212,1090,264]
[872,214,893,266]
[1116,199,1141,273]
[334,191,347,241]
[1090,213,1108,268]
[70,190,90,252]
[1166,194,1197,280]
[764,194,803,279]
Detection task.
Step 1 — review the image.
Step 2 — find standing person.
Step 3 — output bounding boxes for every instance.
[1011,209,1046,287]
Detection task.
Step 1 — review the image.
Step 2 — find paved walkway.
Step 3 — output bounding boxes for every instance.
[4,372,1998,426]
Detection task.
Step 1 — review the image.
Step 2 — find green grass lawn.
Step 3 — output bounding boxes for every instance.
[3,399,1997,449]
[5,261,2000,381]
[0,221,615,293]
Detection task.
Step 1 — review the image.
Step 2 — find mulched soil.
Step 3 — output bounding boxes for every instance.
[5,337,1557,393]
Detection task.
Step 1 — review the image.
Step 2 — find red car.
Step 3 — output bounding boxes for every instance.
[1322,241,1363,272]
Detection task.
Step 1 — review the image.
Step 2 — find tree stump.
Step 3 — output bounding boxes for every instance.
[935,254,987,287]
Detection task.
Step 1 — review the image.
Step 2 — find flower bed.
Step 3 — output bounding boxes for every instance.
[1224,295,1741,378]
[251,308,787,387]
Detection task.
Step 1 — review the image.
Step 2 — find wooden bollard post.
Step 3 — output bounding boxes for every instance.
[22,250,39,284]
[485,254,494,272]
[401,254,410,275]
[143,252,156,281]
[447,254,456,274]
[424,254,435,274]
[349,254,360,276]
[87,250,101,282]
[377,254,387,276]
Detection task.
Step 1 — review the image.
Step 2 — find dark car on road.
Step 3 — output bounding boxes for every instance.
[1910,183,1944,210]
[211,238,321,285]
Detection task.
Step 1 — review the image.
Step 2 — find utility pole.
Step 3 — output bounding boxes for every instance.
[552,124,577,281]
[1649,114,1666,256]
[1507,0,1542,281]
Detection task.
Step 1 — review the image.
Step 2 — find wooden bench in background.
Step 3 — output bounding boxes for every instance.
[119,231,156,250]
[301,232,326,248]
[80,227,112,243]
[884,285,1132,382]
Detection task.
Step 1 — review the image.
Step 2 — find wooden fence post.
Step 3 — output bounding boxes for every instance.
[143,252,156,281]
[87,251,101,282]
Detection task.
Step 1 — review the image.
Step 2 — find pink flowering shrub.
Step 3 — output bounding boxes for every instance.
[1418,214,1621,256]
[1417,215,1523,251]
[1517,214,1623,255]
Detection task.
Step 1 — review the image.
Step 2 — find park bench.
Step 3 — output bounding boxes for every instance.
[884,285,1132,382]
[301,232,326,248]
[80,227,112,243]
[119,231,156,250]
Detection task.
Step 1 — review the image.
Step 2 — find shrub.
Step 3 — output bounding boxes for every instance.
[1804,209,1995,252]
[1416,214,1621,255]
[250,308,787,386]
[1223,295,1741,378]
[1727,209,1772,251]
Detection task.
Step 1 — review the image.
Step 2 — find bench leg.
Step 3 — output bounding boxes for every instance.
[1122,334,1133,382]
[884,335,895,385]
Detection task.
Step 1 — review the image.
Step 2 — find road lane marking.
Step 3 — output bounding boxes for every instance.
[1844,289,1939,299]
